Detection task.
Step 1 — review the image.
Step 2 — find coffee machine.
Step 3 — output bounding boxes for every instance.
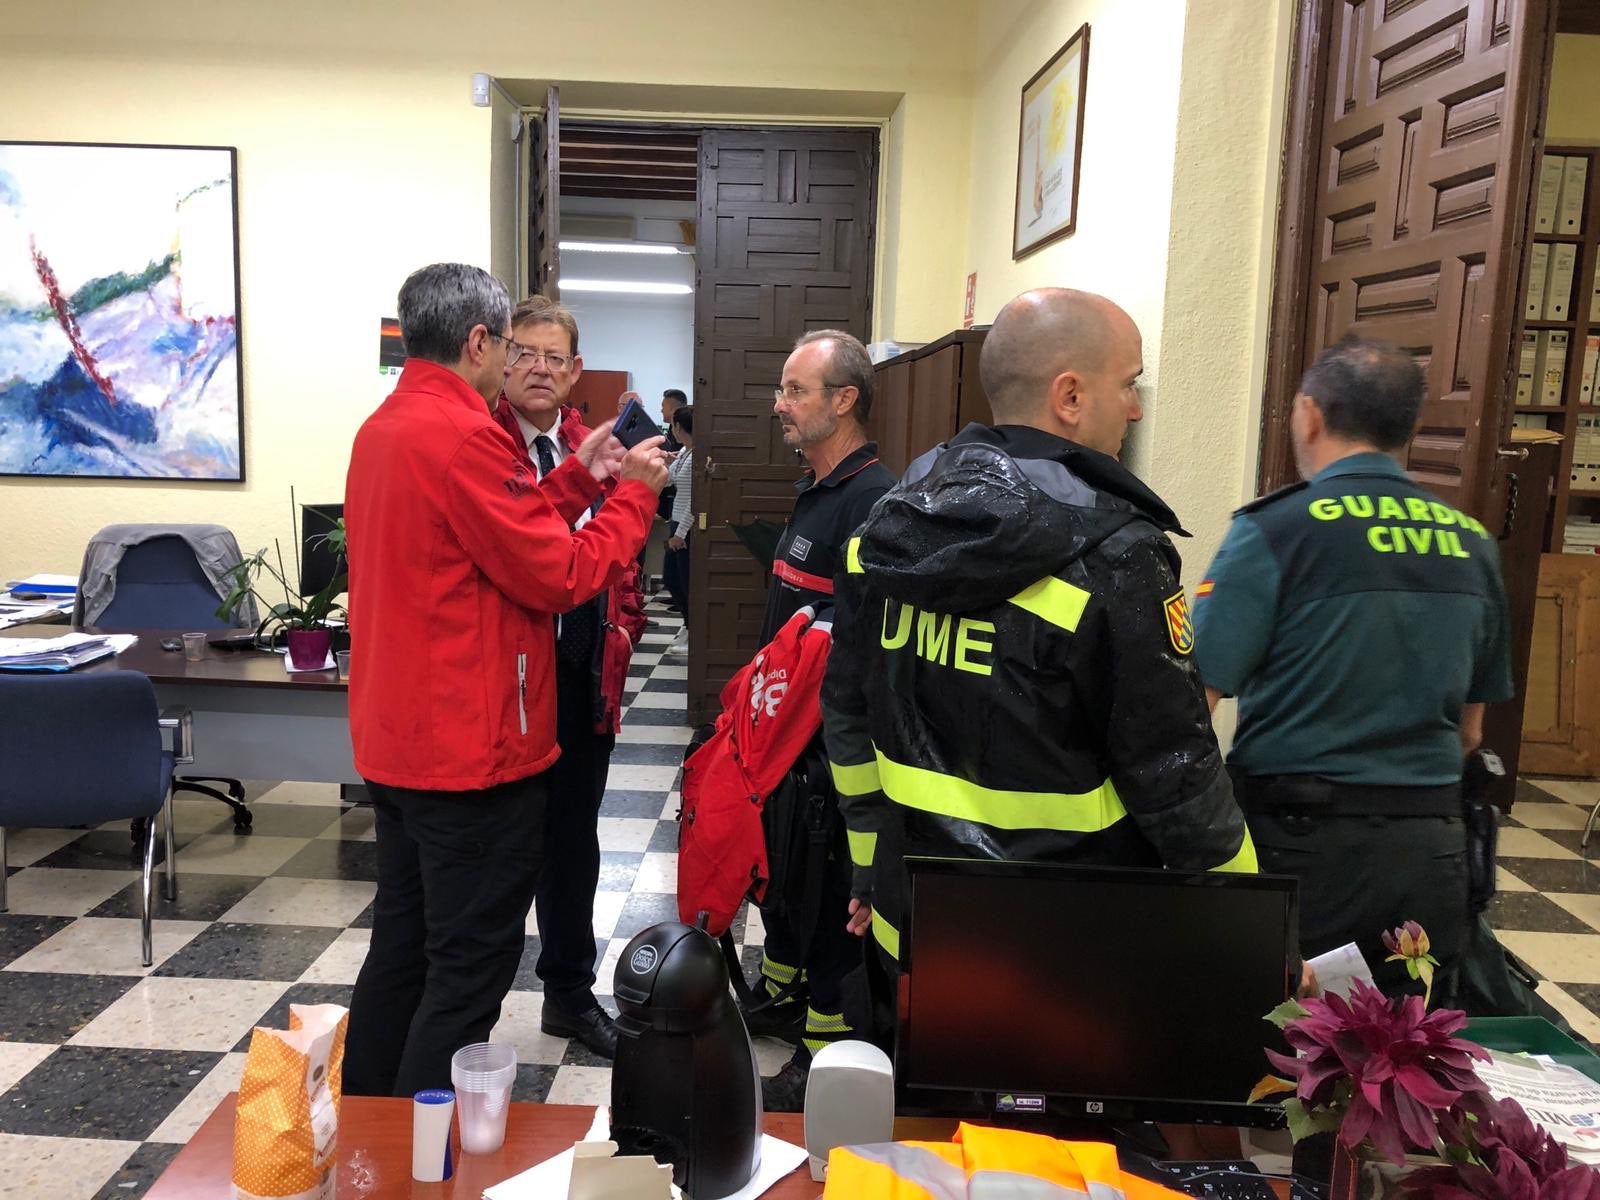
[610,920,761,1199]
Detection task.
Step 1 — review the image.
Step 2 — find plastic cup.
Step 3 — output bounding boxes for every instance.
[181,632,206,662]
[336,649,351,679]
[450,1042,516,1153]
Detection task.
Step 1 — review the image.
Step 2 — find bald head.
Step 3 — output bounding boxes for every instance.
[978,288,1145,456]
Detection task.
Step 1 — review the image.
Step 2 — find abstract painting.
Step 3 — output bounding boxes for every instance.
[0,142,244,480]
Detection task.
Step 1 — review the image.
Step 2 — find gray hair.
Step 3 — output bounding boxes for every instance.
[397,263,511,364]
[794,329,875,425]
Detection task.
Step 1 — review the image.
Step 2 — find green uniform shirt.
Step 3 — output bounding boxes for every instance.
[1192,452,1514,786]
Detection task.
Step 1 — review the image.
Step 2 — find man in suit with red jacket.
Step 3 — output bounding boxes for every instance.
[343,264,667,1095]
[490,294,648,1057]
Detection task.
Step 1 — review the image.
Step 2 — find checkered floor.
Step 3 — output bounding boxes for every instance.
[3,598,1600,1197]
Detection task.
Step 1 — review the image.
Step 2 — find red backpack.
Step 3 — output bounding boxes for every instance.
[676,608,833,935]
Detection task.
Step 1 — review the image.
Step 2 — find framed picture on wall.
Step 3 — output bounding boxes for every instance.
[0,141,245,481]
[1013,24,1090,260]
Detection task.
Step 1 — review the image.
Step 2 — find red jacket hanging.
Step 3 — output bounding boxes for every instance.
[677,606,834,935]
[492,401,649,734]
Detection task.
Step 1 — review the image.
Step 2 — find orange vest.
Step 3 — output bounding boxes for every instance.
[824,1124,1189,1200]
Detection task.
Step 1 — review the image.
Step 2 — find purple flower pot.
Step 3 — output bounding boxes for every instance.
[285,628,332,671]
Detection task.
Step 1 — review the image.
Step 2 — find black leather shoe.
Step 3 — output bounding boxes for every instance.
[761,1056,810,1113]
[541,1000,619,1059]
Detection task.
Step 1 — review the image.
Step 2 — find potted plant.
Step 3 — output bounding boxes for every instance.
[217,501,347,671]
[1252,923,1600,1198]
[1250,924,1491,1195]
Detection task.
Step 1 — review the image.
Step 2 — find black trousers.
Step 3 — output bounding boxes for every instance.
[663,535,690,612]
[534,660,616,1010]
[1249,809,1470,998]
[761,882,862,1019]
[344,773,547,1097]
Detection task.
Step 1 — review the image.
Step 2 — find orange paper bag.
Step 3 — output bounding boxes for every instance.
[232,1002,348,1200]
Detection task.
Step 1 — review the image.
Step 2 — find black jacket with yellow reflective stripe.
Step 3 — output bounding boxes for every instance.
[819,423,1256,962]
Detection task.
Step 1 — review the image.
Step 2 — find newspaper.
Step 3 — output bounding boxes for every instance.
[1476,1050,1600,1165]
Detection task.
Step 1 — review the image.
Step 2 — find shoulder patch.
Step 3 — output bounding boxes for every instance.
[1233,479,1308,517]
[1164,589,1194,655]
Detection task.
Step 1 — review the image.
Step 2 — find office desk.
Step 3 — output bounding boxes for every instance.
[0,624,358,785]
[147,1094,846,1199]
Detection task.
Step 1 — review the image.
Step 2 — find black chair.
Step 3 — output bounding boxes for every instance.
[80,528,254,830]
[0,671,177,966]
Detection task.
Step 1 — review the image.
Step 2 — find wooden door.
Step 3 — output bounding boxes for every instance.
[1520,552,1600,776]
[688,127,878,721]
[567,368,630,426]
[1262,0,1554,509]
[529,86,561,300]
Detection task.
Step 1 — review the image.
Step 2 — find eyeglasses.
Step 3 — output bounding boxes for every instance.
[488,334,573,371]
[773,383,847,403]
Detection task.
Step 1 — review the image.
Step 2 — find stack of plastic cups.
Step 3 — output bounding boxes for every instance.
[450,1042,517,1153]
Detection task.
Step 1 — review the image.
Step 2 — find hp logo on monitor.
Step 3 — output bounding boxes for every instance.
[1086,1101,1105,1114]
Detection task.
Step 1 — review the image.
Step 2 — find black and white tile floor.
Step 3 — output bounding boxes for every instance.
[3,599,1600,1196]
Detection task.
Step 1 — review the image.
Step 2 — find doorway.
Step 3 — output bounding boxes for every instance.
[527,100,880,723]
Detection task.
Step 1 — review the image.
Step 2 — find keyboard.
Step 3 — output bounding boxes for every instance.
[1124,1158,1327,1200]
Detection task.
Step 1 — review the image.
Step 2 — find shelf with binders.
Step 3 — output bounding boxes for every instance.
[1516,145,1600,552]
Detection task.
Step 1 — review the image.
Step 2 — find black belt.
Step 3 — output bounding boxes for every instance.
[1230,769,1461,818]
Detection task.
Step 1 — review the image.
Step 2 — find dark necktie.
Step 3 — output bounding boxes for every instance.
[536,432,601,666]
[533,434,556,480]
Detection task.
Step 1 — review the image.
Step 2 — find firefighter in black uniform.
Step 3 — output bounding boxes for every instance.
[753,329,895,1111]
[822,289,1257,982]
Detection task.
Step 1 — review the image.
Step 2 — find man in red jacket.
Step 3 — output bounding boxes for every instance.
[342,263,667,1096]
[490,294,647,1057]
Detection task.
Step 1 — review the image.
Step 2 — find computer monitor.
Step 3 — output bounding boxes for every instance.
[299,503,345,598]
[896,858,1297,1129]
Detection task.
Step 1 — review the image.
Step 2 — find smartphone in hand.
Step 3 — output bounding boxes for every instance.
[611,398,660,449]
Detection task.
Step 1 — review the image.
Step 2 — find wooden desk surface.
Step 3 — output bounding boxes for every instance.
[146,1095,844,1199]
[0,623,346,692]
[144,1094,1241,1198]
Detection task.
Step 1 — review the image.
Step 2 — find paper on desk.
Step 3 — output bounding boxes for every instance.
[482,1106,807,1200]
[1307,942,1374,1000]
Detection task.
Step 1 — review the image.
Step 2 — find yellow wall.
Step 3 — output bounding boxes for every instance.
[962,0,1291,562]
[1548,34,1600,144]
[0,0,975,586]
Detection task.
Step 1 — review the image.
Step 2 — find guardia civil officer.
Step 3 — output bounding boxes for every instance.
[1192,336,1513,998]
[821,288,1258,981]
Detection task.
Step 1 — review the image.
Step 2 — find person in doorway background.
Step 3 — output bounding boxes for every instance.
[662,405,695,648]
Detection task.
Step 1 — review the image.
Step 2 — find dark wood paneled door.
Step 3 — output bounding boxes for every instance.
[1263,0,1552,509]
[1262,0,1556,807]
[688,127,878,722]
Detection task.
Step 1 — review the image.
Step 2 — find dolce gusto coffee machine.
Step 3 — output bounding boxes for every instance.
[610,920,761,1198]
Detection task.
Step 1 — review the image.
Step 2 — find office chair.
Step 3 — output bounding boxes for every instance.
[0,670,180,966]
[78,526,255,831]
